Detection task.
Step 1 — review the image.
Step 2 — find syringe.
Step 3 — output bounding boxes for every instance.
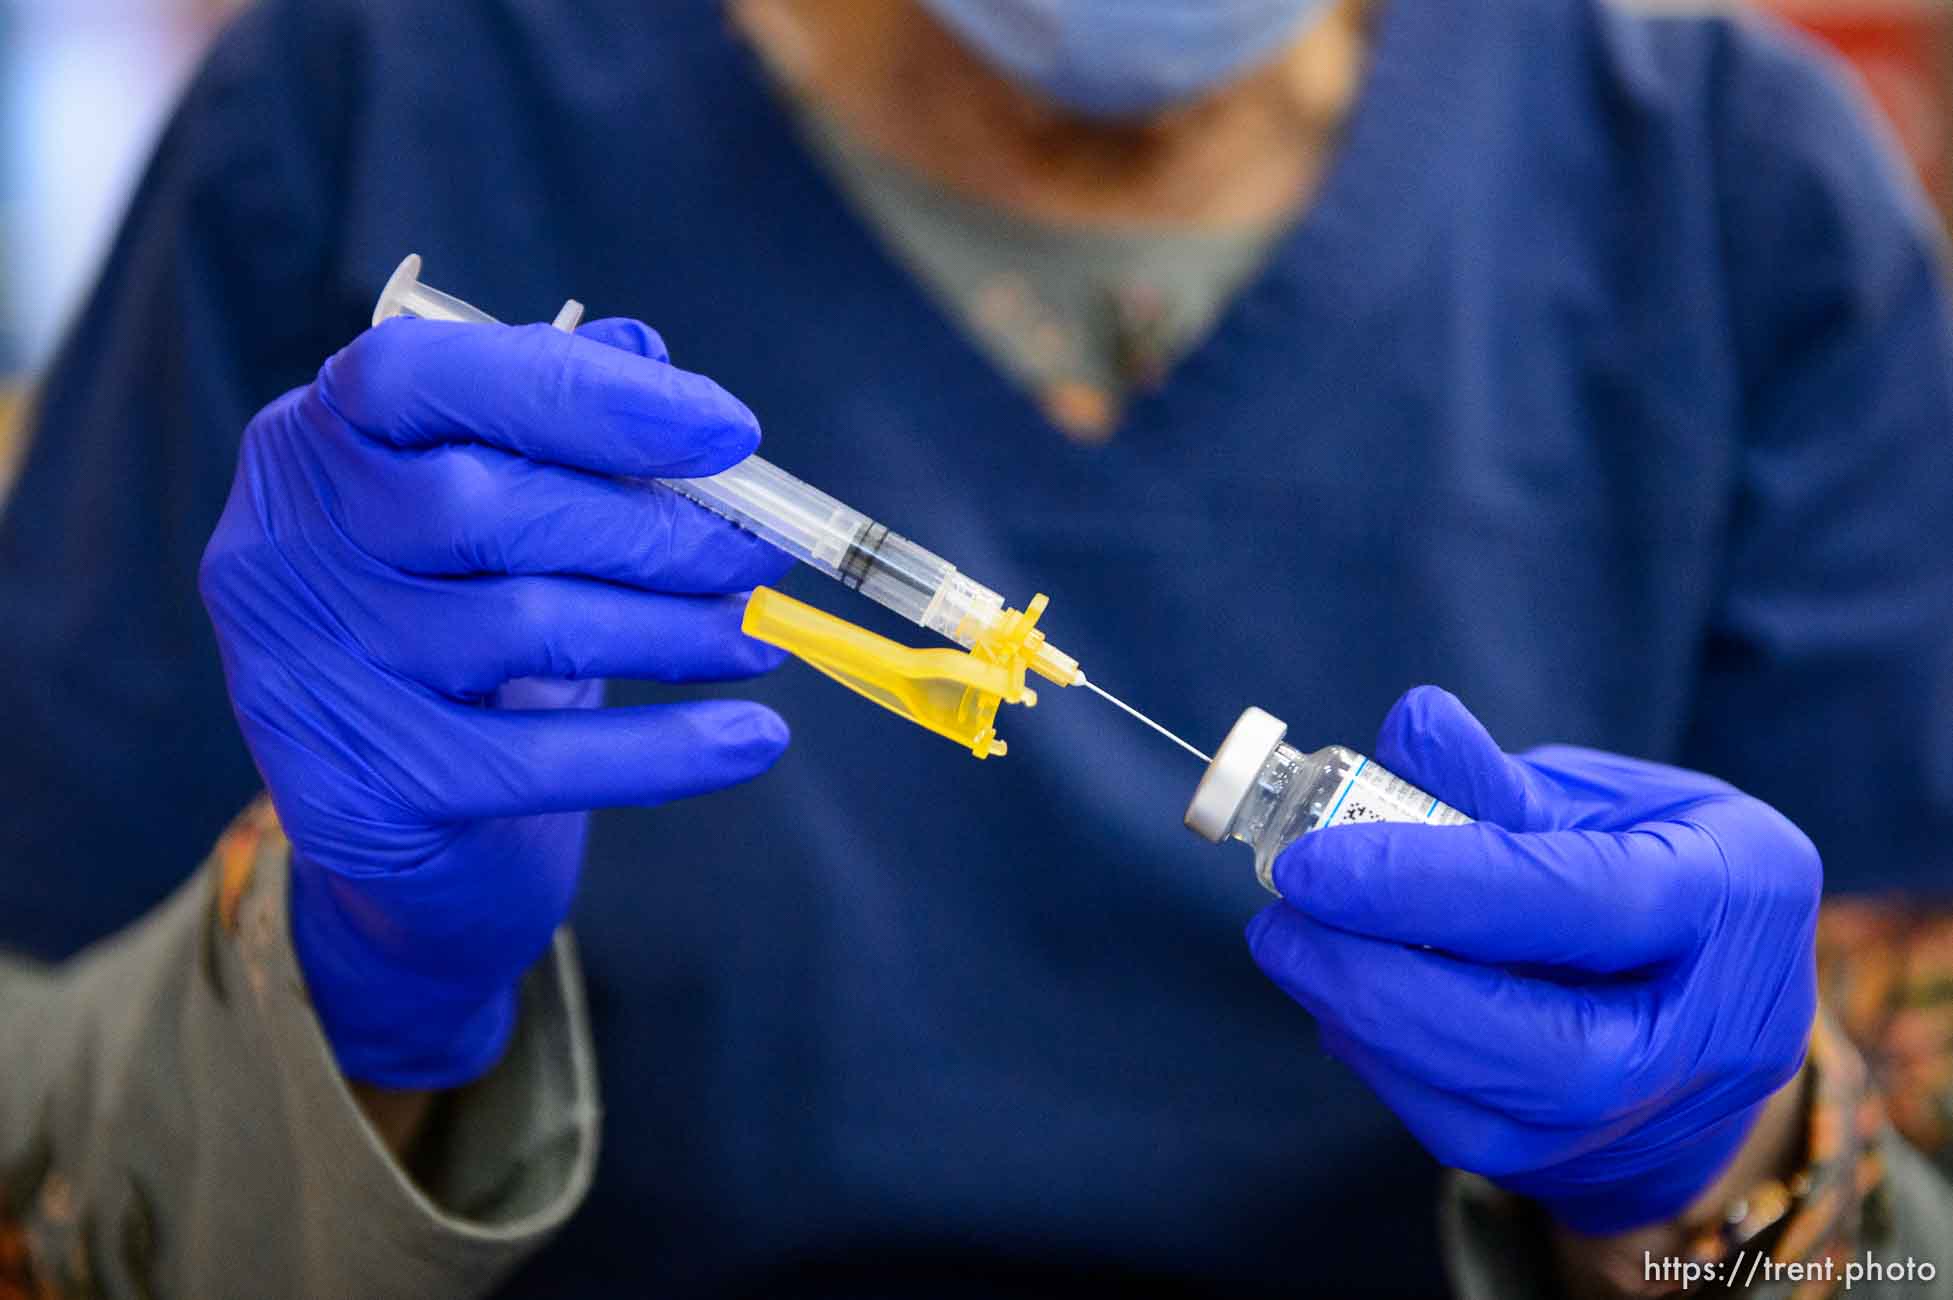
[373,256,1083,688]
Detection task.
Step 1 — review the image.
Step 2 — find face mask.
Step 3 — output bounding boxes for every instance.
[918,0,1333,120]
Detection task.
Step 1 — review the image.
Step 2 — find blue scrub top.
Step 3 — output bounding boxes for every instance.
[3,0,1951,1293]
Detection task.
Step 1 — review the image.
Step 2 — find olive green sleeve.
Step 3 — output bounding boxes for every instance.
[0,802,600,1299]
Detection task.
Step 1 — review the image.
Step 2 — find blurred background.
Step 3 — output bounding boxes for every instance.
[0,0,246,484]
[0,0,1947,487]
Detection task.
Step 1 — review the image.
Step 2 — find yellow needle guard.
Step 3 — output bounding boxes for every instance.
[742,587,1056,759]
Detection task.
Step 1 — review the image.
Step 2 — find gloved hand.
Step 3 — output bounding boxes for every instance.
[201,317,794,1089]
[1248,687,1820,1234]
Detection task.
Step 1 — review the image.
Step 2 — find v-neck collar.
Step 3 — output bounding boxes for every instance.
[713,0,1475,445]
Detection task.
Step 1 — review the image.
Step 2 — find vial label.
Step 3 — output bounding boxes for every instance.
[1320,757,1470,829]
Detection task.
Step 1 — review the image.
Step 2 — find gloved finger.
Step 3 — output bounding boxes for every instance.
[355,577,787,697]
[316,317,759,478]
[577,317,669,363]
[1371,686,1548,828]
[402,699,790,818]
[1314,1024,1597,1179]
[492,677,604,711]
[1271,818,1720,971]
[1518,745,1749,832]
[323,437,792,593]
[1247,904,1655,1126]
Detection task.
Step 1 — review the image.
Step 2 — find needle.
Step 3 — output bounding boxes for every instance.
[1079,677,1212,764]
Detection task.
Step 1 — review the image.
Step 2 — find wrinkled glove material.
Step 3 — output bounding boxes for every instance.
[1249,686,1820,1233]
[203,318,793,1087]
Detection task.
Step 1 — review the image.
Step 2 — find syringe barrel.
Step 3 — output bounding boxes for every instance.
[656,458,865,581]
[657,462,1003,645]
[370,257,1022,654]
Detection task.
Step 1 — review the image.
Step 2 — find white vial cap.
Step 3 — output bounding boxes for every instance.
[1184,707,1288,843]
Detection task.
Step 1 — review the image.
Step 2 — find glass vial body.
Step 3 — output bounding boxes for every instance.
[1185,709,1469,895]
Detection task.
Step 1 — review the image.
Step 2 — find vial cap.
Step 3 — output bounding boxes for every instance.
[1184,707,1288,843]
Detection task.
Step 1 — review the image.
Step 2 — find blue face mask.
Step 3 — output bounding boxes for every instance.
[918,0,1333,120]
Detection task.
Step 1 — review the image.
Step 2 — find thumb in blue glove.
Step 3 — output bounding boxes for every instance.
[1248,686,1820,1234]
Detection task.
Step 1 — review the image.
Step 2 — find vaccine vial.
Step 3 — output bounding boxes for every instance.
[1184,707,1470,894]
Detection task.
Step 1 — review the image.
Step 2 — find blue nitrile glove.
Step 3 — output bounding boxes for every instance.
[201,317,794,1089]
[1248,687,1820,1234]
